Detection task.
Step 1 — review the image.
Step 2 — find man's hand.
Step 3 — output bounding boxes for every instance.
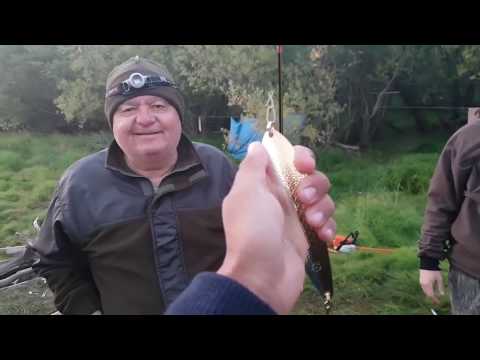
[218,142,335,314]
[420,269,445,304]
[294,145,336,245]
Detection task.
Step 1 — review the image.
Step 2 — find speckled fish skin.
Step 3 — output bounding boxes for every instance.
[262,129,333,312]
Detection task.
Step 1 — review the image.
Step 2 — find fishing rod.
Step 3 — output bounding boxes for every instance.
[276,45,283,134]
[263,45,334,313]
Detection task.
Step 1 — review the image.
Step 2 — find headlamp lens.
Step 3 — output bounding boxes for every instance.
[129,73,145,88]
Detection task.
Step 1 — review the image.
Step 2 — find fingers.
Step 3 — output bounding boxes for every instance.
[420,273,442,304]
[236,142,270,184]
[293,145,316,175]
[241,142,335,245]
[303,195,335,228]
[436,276,445,297]
[292,146,335,246]
[315,217,336,244]
[296,171,331,205]
[421,281,439,304]
[431,294,440,305]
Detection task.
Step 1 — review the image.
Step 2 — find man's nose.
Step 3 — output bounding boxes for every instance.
[136,105,156,126]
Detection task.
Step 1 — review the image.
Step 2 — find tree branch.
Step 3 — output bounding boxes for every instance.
[333,141,360,152]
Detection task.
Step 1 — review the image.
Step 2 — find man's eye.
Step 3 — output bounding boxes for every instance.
[121,107,135,113]
[152,104,166,110]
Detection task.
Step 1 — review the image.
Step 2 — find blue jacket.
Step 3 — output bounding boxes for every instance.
[166,273,276,315]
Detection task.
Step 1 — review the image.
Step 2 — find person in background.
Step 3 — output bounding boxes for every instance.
[418,120,480,314]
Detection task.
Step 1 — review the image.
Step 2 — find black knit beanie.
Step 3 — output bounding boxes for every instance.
[104,56,185,128]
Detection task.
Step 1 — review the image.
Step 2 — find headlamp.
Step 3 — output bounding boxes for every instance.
[106,72,176,98]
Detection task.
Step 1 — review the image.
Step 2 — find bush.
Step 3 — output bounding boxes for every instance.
[382,153,438,195]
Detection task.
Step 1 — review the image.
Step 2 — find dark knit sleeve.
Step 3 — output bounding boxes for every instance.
[165,272,276,315]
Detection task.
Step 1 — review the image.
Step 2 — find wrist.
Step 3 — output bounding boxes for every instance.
[420,256,440,271]
[217,260,285,314]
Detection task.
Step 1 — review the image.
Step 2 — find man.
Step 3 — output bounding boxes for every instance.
[418,120,480,314]
[33,56,237,314]
[166,142,335,315]
[33,56,336,315]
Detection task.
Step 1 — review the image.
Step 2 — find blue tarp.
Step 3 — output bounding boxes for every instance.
[226,113,306,160]
[226,117,262,160]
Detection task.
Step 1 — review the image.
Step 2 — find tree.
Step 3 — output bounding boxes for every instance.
[0,45,64,132]
[282,45,343,147]
[172,45,278,131]
[331,45,411,148]
[1,44,476,142]
[394,45,474,133]
[54,45,179,130]
[174,45,344,144]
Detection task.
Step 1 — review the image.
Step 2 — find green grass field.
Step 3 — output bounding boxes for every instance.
[0,132,113,246]
[0,130,453,315]
[293,132,452,315]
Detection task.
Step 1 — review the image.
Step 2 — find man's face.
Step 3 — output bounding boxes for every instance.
[112,95,182,161]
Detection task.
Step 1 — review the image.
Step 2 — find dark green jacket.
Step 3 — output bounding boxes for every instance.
[33,135,237,314]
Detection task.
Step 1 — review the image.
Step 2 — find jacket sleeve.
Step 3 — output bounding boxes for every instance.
[32,191,101,315]
[418,130,474,268]
[165,272,276,315]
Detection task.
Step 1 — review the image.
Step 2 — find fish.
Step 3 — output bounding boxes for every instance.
[262,127,333,313]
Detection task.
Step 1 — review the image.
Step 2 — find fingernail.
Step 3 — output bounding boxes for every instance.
[302,187,317,202]
[310,212,324,225]
[248,142,262,154]
[324,228,334,241]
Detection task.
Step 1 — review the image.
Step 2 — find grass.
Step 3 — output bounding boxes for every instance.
[293,249,451,315]
[291,132,452,315]
[0,278,56,315]
[0,130,452,315]
[0,132,112,246]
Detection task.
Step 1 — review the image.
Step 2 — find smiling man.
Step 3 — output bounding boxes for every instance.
[32,56,238,314]
[32,56,336,315]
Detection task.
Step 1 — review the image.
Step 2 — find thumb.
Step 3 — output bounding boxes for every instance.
[237,142,270,183]
[238,142,291,212]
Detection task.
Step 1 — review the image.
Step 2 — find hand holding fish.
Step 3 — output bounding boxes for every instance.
[218,142,335,314]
